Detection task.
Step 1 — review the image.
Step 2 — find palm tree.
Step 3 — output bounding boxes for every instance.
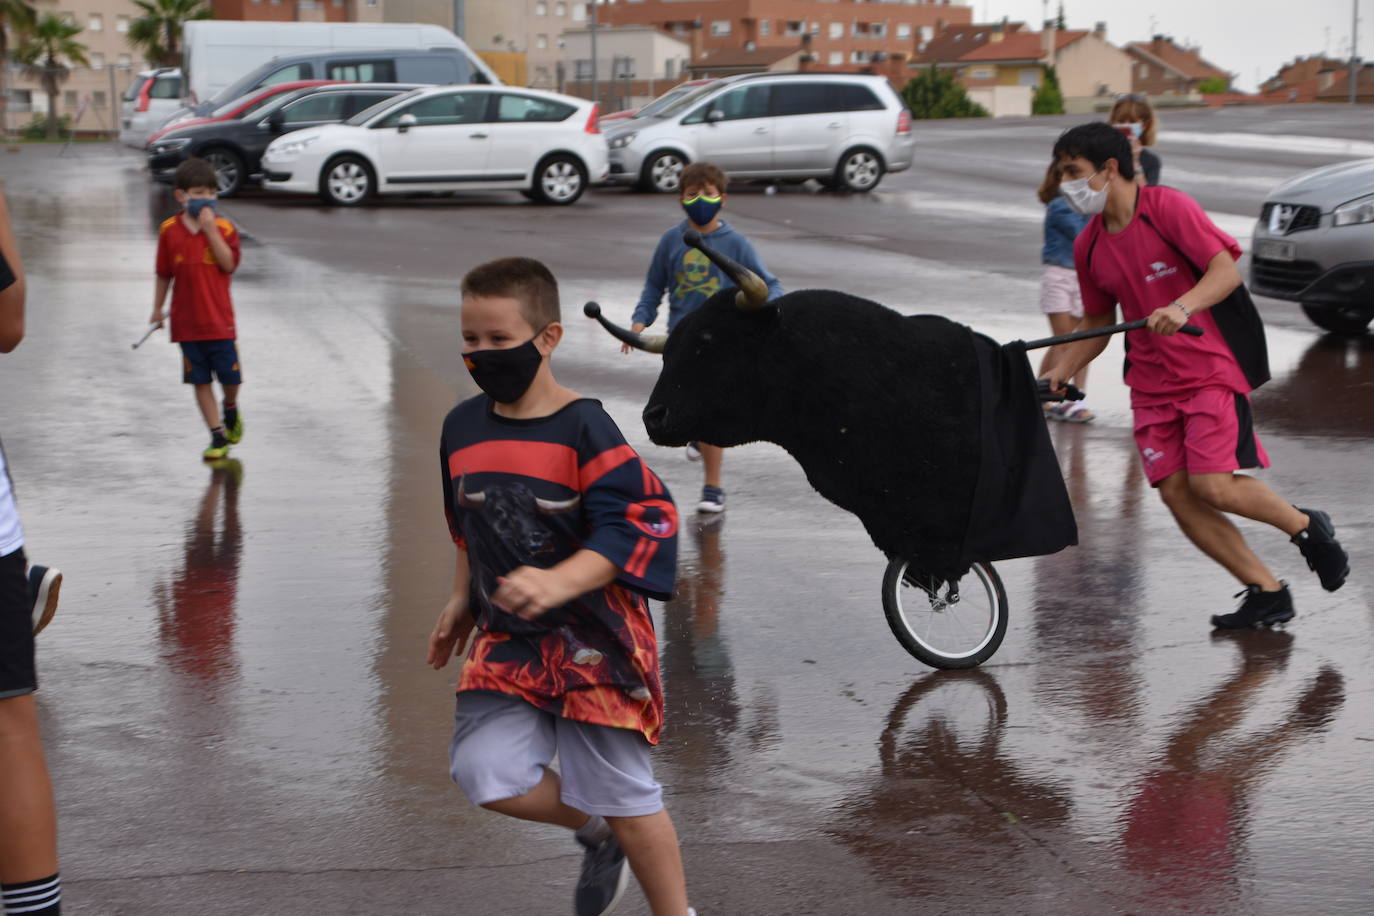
[127,0,211,70]
[0,0,38,134]
[14,12,88,138]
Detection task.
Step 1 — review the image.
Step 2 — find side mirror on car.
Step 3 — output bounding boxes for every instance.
[397,113,418,133]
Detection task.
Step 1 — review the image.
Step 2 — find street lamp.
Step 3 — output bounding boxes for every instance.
[1352,0,1361,104]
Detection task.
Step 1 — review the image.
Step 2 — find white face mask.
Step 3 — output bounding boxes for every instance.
[1060,171,1109,216]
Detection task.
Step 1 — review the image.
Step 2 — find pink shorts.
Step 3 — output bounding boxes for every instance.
[1133,387,1270,486]
[1039,265,1083,317]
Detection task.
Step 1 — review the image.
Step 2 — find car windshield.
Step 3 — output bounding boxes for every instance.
[346,88,424,125]
[123,75,150,102]
[651,82,719,118]
[216,89,294,121]
[206,62,275,111]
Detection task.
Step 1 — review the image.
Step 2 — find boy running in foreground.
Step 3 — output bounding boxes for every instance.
[1042,123,1349,629]
[429,258,694,915]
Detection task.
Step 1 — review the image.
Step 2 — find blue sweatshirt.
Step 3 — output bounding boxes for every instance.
[633,219,784,331]
[1042,196,1090,270]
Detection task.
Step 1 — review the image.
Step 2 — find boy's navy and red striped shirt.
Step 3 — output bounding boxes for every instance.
[440,395,678,743]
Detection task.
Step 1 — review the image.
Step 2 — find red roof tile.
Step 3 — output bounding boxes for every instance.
[957,29,1087,62]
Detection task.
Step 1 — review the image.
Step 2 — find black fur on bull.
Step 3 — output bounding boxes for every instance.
[585,230,1000,579]
[458,476,581,557]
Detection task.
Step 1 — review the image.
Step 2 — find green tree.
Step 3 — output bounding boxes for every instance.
[14,12,88,139]
[0,0,38,134]
[127,0,212,69]
[1055,3,1067,30]
[1032,65,1065,114]
[901,65,990,119]
[1197,76,1230,94]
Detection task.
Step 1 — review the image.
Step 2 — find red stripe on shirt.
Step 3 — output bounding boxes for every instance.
[579,444,637,490]
[625,537,650,579]
[448,440,579,490]
[627,537,659,579]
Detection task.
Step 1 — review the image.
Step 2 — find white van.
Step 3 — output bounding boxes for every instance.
[180,21,500,106]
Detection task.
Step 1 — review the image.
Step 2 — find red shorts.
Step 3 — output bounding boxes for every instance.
[1133,387,1270,486]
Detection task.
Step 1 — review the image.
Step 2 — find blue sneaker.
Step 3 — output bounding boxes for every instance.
[697,485,725,514]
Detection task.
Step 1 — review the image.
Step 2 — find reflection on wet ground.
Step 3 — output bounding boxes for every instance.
[3,149,1372,914]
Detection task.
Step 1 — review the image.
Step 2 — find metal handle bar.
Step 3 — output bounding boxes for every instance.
[1023,318,1203,351]
[1037,380,1084,402]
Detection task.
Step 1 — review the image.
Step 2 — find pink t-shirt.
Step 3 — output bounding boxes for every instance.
[1075,186,1250,406]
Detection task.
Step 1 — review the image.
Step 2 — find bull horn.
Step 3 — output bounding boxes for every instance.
[457,474,485,508]
[682,228,770,310]
[535,494,581,514]
[582,302,667,354]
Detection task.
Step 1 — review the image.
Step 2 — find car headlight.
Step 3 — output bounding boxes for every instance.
[152,137,192,152]
[1333,193,1374,227]
[269,135,320,158]
[608,131,638,150]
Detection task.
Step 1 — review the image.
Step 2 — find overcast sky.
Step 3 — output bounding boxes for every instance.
[983,0,1362,91]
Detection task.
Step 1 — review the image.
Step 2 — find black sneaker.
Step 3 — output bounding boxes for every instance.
[27,564,62,636]
[1291,507,1348,592]
[1211,583,1296,630]
[575,833,629,916]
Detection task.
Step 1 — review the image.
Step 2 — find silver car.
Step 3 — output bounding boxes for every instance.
[604,72,915,193]
[1250,159,1374,335]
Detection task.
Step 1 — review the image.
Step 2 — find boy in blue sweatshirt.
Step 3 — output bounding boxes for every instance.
[624,162,783,514]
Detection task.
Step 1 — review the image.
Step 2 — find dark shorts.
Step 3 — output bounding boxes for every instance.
[0,547,36,698]
[180,339,242,386]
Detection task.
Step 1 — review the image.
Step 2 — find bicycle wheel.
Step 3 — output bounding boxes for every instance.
[881,558,1009,669]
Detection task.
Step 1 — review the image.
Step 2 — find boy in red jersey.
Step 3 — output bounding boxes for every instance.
[428,258,694,916]
[150,158,244,460]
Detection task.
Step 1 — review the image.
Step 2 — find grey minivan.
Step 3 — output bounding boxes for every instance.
[165,48,487,128]
[1250,159,1374,335]
[603,72,915,193]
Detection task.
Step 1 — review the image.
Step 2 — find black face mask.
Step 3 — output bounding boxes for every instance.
[464,336,544,403]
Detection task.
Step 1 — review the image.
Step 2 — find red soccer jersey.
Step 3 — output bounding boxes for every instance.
[156,214,241,342]
[1075,186,1250,406]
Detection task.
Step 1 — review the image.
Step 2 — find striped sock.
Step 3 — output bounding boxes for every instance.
[2,874,60,914]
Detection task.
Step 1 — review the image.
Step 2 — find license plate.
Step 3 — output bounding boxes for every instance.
[1255,238,1296,261]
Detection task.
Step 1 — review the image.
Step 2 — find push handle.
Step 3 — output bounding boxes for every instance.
[1023,318,1203,351]
[1037,380,1085,402]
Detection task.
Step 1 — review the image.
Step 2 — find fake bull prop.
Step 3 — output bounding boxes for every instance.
[585,231,1188,579]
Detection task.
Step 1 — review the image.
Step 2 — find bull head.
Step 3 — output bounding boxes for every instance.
[682,228,770,310]
[457,475,581,514]
[583,302,667,354]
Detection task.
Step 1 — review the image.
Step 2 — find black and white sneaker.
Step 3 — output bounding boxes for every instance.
[697,485,725,514]
[575,832,629,916]
[27,564,62,636]
[1292,507,1349,592]
[1211,583,1295,630]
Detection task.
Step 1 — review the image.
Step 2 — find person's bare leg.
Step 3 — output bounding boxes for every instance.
[1158,472,1281,590]
[607,809,689,916]
[1037,313,1078,375]
[481,767,591,830]
[1186,472,1309,537]
[193,383,219,430]
[220,383,240,411]
[0,695,58,883]
[700,444,724,489]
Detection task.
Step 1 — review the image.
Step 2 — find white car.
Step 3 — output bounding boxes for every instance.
[260,85,608,206]
[119,68,182,148]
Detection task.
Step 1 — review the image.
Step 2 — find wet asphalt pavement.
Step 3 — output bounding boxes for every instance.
[1,105,1372,915]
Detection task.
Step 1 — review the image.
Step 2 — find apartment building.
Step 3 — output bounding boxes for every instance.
[211,0,384,23]
[600,0,972,71]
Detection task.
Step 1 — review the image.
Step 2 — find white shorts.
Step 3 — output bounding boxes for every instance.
[1039,265,1083,317]
[449,690,664,818]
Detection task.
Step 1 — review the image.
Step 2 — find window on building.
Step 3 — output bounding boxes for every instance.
[116,15,129,32]
[872,23,888,38]
[64,90,78,109]
[783,20,804,37]
[969,67,993,79]
[921,26,934,41]
[850,50,870,64]
[117,54,131,68]
[59,12,75,26]
[536,34,548,50]
[90,52,105,68]
[759,19,770,37]
[93,90,106,109]
[8,90,32,112]
[611,56,634,78]
[1139,63,1150,78]
[89,13,103,31]
[665,58,676,79]
[810,22,820,35]
[897,24,911,39]
[536,2,547,15]
[710,20,731,36]
[827,51,843,65]
[555,1,566,15]
[829,22,843,39]
[572,3,586,22]
[574,59,593,79]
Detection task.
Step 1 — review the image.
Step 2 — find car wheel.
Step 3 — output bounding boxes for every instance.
[320,155,374,207]
[531,155,587,205]
[1302,303,1372,335]
[639,150,687,194]
[835,147,885,192]
[202,147,245,197]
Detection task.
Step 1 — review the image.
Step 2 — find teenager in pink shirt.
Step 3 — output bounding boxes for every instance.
[1041,123,1349,629]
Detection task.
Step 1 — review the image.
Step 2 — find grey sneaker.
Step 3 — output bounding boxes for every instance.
[27,565,61,636]
[575,832,629,916]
